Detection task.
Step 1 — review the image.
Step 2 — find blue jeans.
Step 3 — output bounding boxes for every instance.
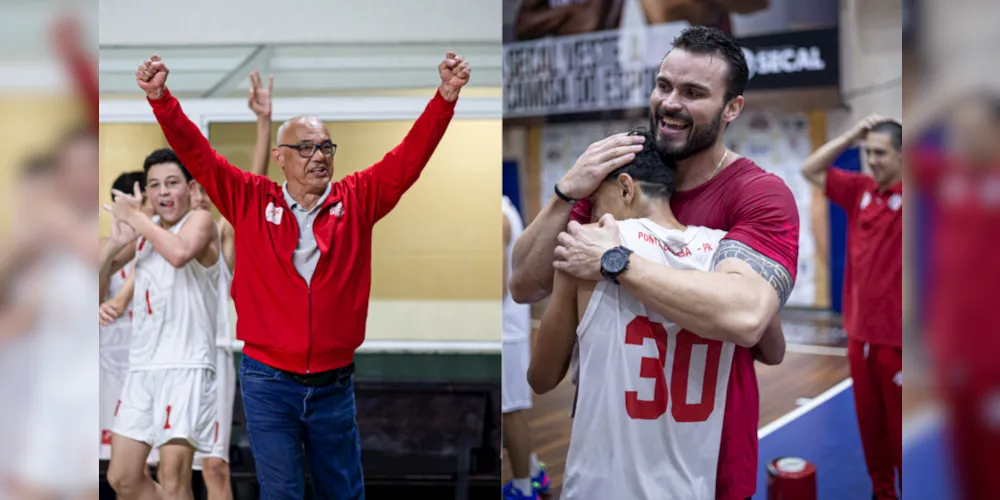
[239,355,364,500]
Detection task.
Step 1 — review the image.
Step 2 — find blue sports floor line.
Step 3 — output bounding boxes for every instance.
[752,379,901,499]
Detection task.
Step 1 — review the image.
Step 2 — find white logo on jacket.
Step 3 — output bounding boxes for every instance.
[330,201,344,218]
[265,202,283,225]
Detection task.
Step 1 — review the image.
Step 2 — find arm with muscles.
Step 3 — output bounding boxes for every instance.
[354,52,467,223]
[509,133,645,303]
[556,176,799,348]
[100,261,135,327]
[613,240,790,347]
[751,314,785,365]
[802,114,885,191]
[138,55,256,223]
[528,269,579,394]
[248,70,274,177]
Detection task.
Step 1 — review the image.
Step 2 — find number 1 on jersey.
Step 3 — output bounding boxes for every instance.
[624,316,723,423]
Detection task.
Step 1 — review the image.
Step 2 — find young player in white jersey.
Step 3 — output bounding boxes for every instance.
[529,130,782,499]
[99,171,155,462]
[98,148,227,500]
[502,196,551,500]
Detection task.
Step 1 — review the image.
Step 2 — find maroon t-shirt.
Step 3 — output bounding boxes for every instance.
[571,158,800,500]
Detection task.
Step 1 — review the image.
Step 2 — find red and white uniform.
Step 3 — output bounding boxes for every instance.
[572,157,800,499]
[112,212,225,453]
[825,167,902,499]
[565,219,730,499]
[193,257,235,469]
[100,265,134,460]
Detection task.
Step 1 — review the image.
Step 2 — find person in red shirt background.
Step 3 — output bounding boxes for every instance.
[134,52,470,498]
[801,115,903,500]
[906,90,1000,500]
[510,27,797,500]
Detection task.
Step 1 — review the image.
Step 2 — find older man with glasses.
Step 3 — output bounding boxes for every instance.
[135,51,471,499]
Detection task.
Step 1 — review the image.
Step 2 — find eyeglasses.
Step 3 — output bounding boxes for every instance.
[279,141,337,158]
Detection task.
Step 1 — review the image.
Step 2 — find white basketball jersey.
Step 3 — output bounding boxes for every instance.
[502,196,531,342]
[101,266,134,348]
[563,219,733,500]
[129,212,225,370]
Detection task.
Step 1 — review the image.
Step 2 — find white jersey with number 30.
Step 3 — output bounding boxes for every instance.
[563,218,733,500]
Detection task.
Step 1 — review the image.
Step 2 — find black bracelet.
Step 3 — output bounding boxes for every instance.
[553,183,577,205]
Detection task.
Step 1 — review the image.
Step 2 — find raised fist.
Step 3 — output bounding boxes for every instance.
[136,54,169,99]
[438,52,471,98]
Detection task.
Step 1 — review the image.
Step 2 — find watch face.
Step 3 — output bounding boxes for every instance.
[602,248,628,273]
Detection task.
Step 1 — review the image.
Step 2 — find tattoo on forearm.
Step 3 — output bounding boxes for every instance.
[712,240,794,306]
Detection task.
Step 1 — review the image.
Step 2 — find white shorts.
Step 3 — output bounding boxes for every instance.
[502,337,533,413]
[193,349,236,468]
[99,347,130,461]
[112,367,218,453]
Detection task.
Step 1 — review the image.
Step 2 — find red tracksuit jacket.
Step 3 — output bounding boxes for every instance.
[148,88,457,374]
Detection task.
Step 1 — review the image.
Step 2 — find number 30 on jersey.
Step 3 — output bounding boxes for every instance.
[625,316,723,423]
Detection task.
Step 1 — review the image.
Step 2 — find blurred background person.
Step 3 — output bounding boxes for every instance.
[502,194,550,500]
[802,115,903,499]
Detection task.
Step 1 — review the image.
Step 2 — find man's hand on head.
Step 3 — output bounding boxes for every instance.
[556,133,645,201]
[438,51,471,101]
[553,214,622,281]
[136,54,169,100]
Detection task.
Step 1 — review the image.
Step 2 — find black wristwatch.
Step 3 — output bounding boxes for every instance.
[600,246,634,284]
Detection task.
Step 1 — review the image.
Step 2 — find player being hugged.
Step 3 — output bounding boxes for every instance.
[529,129,784,500]
[98,149,228,500]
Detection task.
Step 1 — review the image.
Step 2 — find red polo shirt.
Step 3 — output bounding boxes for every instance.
[826,168,902,348]
[148,88,457,374]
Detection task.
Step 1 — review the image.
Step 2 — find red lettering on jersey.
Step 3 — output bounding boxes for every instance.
[624,318,723,423]
[120,268,126,279]
[214,421,219,443]
[101,429,112,445]
[701,242,713,253]
[128,310,133,321]
[114,399,121,416]
[145,290,152,315]
[624,316,669,420]
[138,237,145,251]
[637,231,692,258]
[164,405,172,430]
[671,329,722,422]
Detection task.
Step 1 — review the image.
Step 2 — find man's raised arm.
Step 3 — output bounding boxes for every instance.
[353,52,467,224]
[509,133,645,303]
[137,55,257,224]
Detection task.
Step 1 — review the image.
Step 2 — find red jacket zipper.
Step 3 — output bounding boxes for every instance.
[306,286,312,374]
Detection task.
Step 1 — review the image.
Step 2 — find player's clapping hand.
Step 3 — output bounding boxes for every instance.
[103,181,144,243]
[136,54,169,99]
[248,70,273,118]
[438,51,471,101]
[554,214,623,281]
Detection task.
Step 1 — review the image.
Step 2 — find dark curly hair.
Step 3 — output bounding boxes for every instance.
[671,26,749,103]
[142,148,192,181]
[606,128,677,199]
[111,171,147,198]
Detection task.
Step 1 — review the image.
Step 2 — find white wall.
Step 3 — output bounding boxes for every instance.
[828,0,902,138]
[99,0,500,46]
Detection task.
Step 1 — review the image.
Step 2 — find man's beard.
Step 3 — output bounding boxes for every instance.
[650,106,724,161]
